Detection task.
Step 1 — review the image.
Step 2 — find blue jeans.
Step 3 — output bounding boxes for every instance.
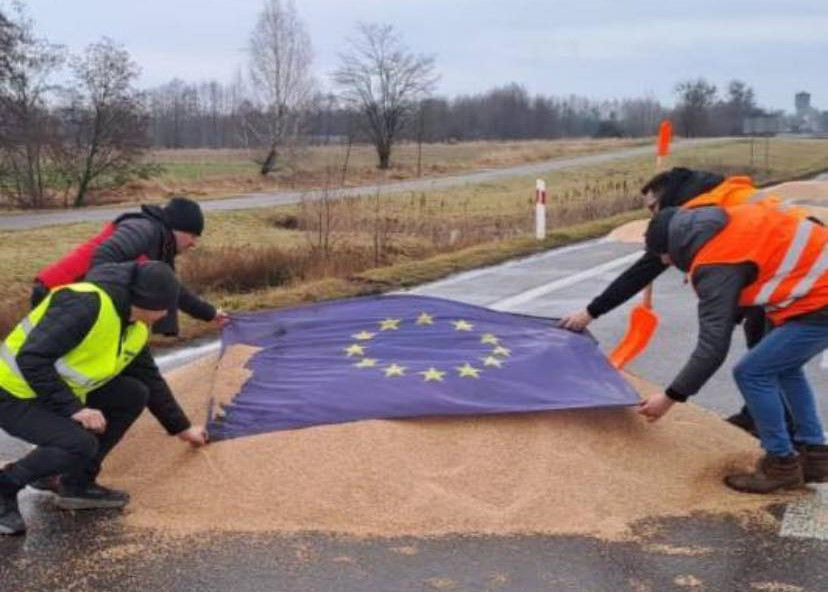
[733,321,828,456]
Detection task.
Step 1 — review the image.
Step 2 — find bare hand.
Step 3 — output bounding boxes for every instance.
[72,408,107,434]
[559,309,594,332]
[212,308,231,329]
[637,392,675,422]
[178,425,209,447]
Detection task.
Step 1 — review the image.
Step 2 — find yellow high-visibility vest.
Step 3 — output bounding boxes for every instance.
[0,283,148,403]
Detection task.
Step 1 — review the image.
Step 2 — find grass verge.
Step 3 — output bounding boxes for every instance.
[170,210,646,345]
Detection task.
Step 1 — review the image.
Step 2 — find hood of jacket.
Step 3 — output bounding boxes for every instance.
[113,205,178,262]
[138,204,171,228]
[667,207,729,272]
[84,261,142,323]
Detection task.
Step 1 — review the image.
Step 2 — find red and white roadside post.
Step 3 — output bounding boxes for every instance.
[535,179,547,240]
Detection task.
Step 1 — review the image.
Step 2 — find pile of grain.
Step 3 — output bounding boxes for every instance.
[768,180,828,221]
[769,180,828,203]
[102,350,790,539]
[605,219,648,244]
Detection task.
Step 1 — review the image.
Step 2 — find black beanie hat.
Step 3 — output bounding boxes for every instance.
[645,207,679,255]
[130,262,180,311]
[163,197,204,236]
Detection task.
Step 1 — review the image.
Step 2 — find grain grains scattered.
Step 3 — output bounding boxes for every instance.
[102,351,795,539]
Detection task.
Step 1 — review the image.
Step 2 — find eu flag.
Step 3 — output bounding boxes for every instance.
[207,295,638,440]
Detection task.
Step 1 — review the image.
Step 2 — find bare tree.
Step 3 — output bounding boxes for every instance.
[334,22,437,170]
[674,78,717,137]
[54,38,150,207]
[0,9,16,82]
[248,0,314,175]
[0,3,63,207]
[719,79,757,135]
[619,96,663,137]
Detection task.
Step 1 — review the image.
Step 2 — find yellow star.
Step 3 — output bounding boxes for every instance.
[492,346,511,357]
[352,330,376,341]
[384,363,407,377]
[419,367,446,382]
[480,333,499,345]
[379,318,402,331]
[416,312,434,325]
[456,363,481,378]
[344,344,365,357]
[452,320,474,331]
[480,356,503,368]
[354,358,378,369]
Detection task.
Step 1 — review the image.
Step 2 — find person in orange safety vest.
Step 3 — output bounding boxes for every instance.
[638,202,828,494]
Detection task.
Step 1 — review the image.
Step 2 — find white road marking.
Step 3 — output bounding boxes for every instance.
[487,251,643,311]
[780,484,828,540]
[156,340,221,372]
[401,238,608,294]
[821,350,827,370]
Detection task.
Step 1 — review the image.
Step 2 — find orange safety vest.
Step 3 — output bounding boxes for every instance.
[683,176,808,219]
[690,203,828,325]
[682,176,760,209]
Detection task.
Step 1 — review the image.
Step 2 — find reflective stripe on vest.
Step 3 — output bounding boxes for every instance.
[0,284,149,402]
[0,318,100,390]
[752,219,816,306]
[771,247,828,311]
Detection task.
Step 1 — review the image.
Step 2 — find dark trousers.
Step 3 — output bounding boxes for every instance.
[0,376,149,489]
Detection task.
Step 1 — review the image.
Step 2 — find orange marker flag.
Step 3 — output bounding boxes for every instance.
[656,120,673,159]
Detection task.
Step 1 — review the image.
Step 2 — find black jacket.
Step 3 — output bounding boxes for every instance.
[91,205,215,335]
[16,262,191,434]
[586,170,725,318]
[664,207,828,401]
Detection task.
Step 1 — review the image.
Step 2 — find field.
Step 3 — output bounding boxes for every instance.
[1,137,827,343]
[104,138,649,204]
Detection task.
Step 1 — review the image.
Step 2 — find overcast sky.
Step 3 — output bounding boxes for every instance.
[15,0,828,112]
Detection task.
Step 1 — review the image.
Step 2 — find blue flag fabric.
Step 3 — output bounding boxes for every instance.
[207,295,639,441]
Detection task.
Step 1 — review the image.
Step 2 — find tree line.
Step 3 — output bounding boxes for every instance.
[145,77,764,146]
[0,0,778,208]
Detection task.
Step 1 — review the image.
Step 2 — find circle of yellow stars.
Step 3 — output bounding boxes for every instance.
[341,311,512,383]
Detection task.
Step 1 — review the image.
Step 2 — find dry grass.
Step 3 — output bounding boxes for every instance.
[69,138,649,206]
[170,209,646,343]
[0,221,107,299]
[671,137,828,185]
[149,137,648,182]
[68,137,828,208]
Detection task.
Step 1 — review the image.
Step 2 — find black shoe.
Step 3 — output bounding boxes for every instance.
[27,475,61,495]
[0,490,25,535]
[725,411,758,437]
[55,482,130,510]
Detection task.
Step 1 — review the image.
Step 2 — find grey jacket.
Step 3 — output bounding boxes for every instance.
[91,205,216,335]
[664,207,828,401]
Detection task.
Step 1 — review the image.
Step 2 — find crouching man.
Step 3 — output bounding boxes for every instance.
[0,261,207,535]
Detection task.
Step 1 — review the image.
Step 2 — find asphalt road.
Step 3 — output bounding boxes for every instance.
[0,138,726,230]
[2,229,827,591]
[405,238,828,422]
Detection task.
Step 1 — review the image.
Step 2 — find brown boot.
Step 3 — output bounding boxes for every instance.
[797,444,828,483]
[724,453,804,494]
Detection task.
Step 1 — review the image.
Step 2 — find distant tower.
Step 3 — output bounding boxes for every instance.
[795,92,811,116]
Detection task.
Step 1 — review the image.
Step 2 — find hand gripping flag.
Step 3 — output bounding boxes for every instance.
[207,295,638,440]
